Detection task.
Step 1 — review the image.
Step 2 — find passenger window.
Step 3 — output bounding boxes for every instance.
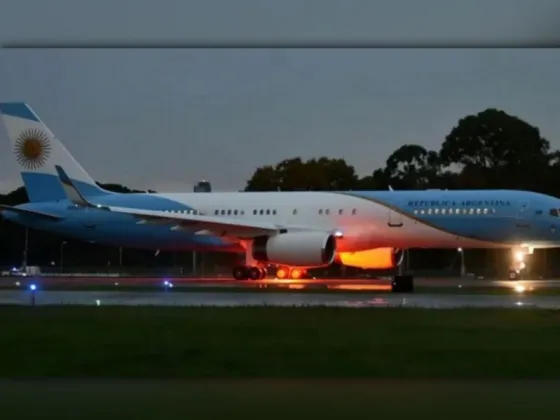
[550,209,559,217]
[221,210,225,215]
[266,209,270,215]
[253,209,257,215]
[259,210,264,215]
[272,210,277,215]
[319,209,323,215]
[233,210,238,215]
[293,209,297,215]
[352,209,357,215]
[338,209,343,215]
[325,209,330,215]
[227,210,232,215]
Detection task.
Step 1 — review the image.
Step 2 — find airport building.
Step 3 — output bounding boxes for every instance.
[193,180,211,193]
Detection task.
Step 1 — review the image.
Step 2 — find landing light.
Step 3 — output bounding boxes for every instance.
[514,284,525,293]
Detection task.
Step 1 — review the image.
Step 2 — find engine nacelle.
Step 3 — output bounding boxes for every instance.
[337,247,403,270]
[252,232,336,267]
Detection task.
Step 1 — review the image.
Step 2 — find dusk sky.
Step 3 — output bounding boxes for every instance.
[1,0,559,193]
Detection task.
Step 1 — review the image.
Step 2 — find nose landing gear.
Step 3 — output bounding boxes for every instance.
[508,247,533,281]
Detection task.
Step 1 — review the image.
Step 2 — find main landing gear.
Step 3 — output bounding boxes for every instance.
[391,275,414,293]
[232,265,267,280]
[232,265,306,280]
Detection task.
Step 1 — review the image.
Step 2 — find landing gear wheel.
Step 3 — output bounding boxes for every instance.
[232,265,249,280]
[248,266,262,281]
[508,270,520,281]
[391,275,414,293]
[276,267,289,279]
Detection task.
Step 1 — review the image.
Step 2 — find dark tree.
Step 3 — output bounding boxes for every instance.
[245,157,358,191]
[439,108,551,190]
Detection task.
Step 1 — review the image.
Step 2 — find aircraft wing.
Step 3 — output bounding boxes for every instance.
[53,164,282,238]
[106,205,280,238]
[0,204,63,221]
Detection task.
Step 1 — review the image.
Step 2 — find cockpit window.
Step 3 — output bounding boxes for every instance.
[550,209,559,217]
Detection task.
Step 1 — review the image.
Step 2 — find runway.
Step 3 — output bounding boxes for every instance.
[2,289,560,308]
[3,275,560,290]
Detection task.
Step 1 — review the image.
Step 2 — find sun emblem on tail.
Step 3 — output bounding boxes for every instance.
[14,128,51,170]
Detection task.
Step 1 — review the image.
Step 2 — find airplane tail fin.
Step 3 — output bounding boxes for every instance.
[0,102,111,203]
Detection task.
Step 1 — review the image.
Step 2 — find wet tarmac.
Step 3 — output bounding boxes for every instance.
[1,289,559,308]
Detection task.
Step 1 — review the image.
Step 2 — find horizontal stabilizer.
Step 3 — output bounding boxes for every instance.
[0,204,63,221]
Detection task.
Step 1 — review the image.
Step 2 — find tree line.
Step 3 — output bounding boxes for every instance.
[1,108,559,276]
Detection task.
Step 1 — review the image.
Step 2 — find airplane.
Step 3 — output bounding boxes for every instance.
[0,102,559,289]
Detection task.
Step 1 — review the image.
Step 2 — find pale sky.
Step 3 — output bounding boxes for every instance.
[0,0,559,193]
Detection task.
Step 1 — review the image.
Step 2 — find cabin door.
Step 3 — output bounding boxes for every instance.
[516,201,530,227]
[388,209,403,227]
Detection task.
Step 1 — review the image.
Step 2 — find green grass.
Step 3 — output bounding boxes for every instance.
[2,380,560,419]
[2,306,560,379]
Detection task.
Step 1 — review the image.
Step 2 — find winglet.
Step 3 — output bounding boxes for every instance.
[55,165,108,210]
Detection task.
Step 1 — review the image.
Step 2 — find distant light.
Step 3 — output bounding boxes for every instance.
[458,284,462,288]
[114,282,119,286]
[95,299,101,306]
[168,282,174,288]
[15,281,20,287]
[29,284,36,291]
[457,248,463,252]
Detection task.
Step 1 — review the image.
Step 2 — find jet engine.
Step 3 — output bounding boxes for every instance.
[252,232,336,267]
[336,247,404,270]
